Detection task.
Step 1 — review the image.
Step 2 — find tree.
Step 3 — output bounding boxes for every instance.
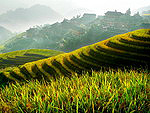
[133,12,140,17]
[125,8,131,16]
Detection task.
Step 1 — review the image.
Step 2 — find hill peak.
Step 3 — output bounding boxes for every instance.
[0,4,63,32]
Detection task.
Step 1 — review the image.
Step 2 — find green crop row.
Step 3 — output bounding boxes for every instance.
[119,37,150,48]
[93,44,147,65]
[131,33,150,41]
[107,39,150,55]
[63,57,83,74]
[0,49,64,69]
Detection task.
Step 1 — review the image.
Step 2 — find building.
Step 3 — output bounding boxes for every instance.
[82,13,96,19]
[105,10,123,18]
[80,13,97,24]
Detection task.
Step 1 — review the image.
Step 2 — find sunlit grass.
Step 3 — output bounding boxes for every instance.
[0,49,64,59]
[0,69,149,113]
[0,49,64,69]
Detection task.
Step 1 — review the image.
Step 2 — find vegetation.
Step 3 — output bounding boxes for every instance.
[0,29,150,86]
[0,69,149,113]
[1,9,150,53]
[0,49,64,69]
[0,6,149,112]
[0,29,150,112]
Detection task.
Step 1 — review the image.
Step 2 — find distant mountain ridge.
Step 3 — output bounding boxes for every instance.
[135,5,150,14]
[0,26,13,44]
[0,4,63,32]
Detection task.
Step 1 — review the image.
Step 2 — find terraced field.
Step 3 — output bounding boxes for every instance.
[0,49,64,69]
[0,29,150,85]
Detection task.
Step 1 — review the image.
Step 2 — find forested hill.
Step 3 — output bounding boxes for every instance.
[1,10,150,53]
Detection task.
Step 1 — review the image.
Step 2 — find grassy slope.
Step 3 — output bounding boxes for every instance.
[0,49,64,69]
[0,29,150,85]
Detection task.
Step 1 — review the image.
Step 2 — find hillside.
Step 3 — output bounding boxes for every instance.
[0,29,150,85]
[1,11,147,53]
[0,49,64,69]
[0,19,86,53]
[0,26,13,44]
[0,4,63,32]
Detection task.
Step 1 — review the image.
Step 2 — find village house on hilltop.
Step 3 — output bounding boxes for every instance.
[105,10,124,18]
[104,9,132,18]
[82,13,96,20]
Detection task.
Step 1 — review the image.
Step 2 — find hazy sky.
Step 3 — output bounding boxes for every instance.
[0,0,150,15]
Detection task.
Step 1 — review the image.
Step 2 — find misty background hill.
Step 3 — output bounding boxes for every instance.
[135,5,150,14]
[0,26,13,44]
[0,4,63,32]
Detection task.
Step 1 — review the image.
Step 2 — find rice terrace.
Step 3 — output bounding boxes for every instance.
[0,29,149,112]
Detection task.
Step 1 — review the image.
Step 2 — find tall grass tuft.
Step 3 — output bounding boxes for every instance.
[0,69,149,113]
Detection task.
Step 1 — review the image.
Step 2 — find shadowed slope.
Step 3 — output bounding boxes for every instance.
[0,29,150,85]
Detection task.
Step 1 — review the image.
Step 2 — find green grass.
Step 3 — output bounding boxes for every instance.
[0,49,64,69]
[0,69,149,113]
[0,49,64,59]
[0,29,150,86]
